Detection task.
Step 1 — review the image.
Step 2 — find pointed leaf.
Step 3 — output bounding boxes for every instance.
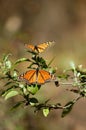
[43,108,50,117]
[14,58,30,65]
[29,98,38,106]
[5,90,19,100]
[5,60,12,69]
[27,84,41,95]
[3,53,12,62]
[1,87,14,97]
[61,101,74,118]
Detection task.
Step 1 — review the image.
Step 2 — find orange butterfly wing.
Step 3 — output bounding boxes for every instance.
[19,70,36,84]
[19,69,54,85]
[25,44,35,51]
[37,70,52,84]
[25,41,54,53]
[37,42,52,53]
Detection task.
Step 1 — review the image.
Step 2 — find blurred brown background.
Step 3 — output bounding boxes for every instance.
[0,0,86,130]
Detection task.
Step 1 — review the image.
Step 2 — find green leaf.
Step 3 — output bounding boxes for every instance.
[32,56,48,69]
[14,58,30,65]
[29,98,38,106]
[43,108,50,117]
[5,60,12,69]
[37,57,48,69]
[58,74,70,80]
[27,63,35,69]
[19,83,25,88]
[27,84,41,95]
[5,90,19,100]
[1,87,14,97]
[61,101,74,118]
[12,70,18,78]
[3,53,12,62]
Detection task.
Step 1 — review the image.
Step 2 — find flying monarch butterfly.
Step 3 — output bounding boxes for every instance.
[19,69,56,85]
[25,41,54,53]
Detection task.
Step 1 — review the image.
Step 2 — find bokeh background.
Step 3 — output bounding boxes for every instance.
[0,0,86,130]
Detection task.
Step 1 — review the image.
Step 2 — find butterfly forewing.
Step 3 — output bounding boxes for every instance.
[28,72,37,84]
[38,70,52,83]
[37,70,45,84]
[19,70,36,84]
[25,44,35,51]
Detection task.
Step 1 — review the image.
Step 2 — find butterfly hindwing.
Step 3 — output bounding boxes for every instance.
[25,70,36,84]
[37,70,46,84]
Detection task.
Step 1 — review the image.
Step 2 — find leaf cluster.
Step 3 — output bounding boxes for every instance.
[0,45,86,117]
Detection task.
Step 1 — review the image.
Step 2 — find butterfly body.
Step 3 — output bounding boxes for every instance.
[19,69,55,85]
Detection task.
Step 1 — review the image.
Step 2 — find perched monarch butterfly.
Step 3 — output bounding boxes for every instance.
[25,41,54,53]
[19,69,55,85]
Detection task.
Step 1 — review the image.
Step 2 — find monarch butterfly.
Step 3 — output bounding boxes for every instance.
[25,41,54,53]
[19,69,55,85]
